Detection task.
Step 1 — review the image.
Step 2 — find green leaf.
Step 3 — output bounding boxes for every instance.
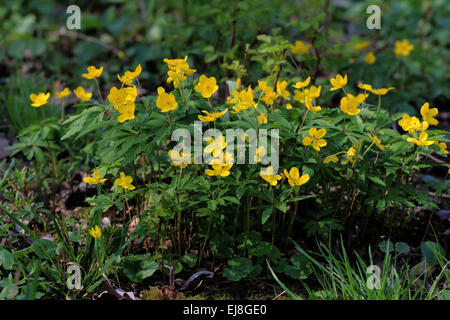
[123,254,159,282]
[421,241,444,267]
[0,249,14,270]
[262,207,273,224]
[395,242,410,254]
[378,240,394,253]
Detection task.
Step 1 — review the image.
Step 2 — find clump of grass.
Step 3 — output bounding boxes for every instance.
[269,238,449,300]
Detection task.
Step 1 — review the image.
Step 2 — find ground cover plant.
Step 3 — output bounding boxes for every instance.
[0,0,449,300]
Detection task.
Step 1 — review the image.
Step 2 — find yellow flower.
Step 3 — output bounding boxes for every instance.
[276,80,290,100]
[435,141,448,154]
[164,56,196,88]
[156,87,177,112]
[293,77,311,89]
[367,134,387,150]
[30,92,50,107]
[283,167,309,187]
[353,41,370,50]
[204,135,227,157]
[257,112,267,125]
[357,83,373,91]
[82,65,103,79]
[117,65,142,86]
[114,172,136,190]
[117,73,133,86]
[420,102,438,126]
[368,87,395,95]
[167,69,186,88]
[340,93,368,116]
[364,52,376,64]
[303,128,327,151]
[308,85,321,99]
[258,80,278,105]
[205,152,233,177]
[88,225,101,239]
[294,85,321,113]
[253,146,266,163]
[108,86,137,110]
[74,86,92,101]
[55,88,71,99]
[163,56,196,75]
[286,103,293,110]
[305,96,321,113]
[358,83,394,95]
[227,86,256,113]
[83,169,107,185]
[198,109,228,122]
[168,150,191,168]
[329,74,347,91]
[398,114,428,134]
[407,131,434,146]
[260,166,282,186]
[194,75,219,98]
[394,39,414,58]
[117,101,135,123]
[290,41,311,55]
[323,155,339,164]
[346,146,357,163]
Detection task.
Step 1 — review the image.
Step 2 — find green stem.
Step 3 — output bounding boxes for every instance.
[94,78,104,105]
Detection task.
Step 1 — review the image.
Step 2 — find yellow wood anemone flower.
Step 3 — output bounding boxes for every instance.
[30,92,50,107]
[227,86,256,113]
[204,135,227,157]
[398,114,428,134]
[117,101,135,123]
[302,128,327,151]
[364,52,376,64]
[205,152,233,177]
[346,146,357,163]
[257,112,267,125]
[406,131,434,146]
[156,87,178,112]
[353,41,370,51]
[276,80,290,100]
[108,86,137,110]
[74,86,92,101]
[290,40,311,55]
[198,109,228,122]
[394,39,414,58]
[82,65,103,79]
[283,167,309,187]
[329,74,347,91]
[293,77,311,89]
[117,65,142,86]
[194,75,219,98]
[88,225,101,239]
[420,102,438,126]
[260,166,282,186]
[323,155,339,164]
[340,93,367,116]
[168,150,192,168]
[114,172,136,190]
[253,146,266,163]
[258,80,278,105]
[435,141,448,154]
[55,88,71,99]
[367,134,387,150]
[83,169,107,185]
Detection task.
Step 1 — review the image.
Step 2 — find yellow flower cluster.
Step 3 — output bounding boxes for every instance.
[164,56,196,88]
[293,79,321,113]
[399,102,443,148]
